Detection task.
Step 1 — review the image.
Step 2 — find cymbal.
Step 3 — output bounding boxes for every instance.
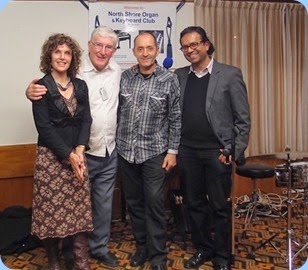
[273,152,308,160]
[247,152,308,161]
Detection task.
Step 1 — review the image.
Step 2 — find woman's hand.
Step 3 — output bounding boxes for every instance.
[69,151,85,183]
[75,145,86,170]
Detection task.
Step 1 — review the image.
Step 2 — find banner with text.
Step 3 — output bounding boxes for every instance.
[89,2,177,70]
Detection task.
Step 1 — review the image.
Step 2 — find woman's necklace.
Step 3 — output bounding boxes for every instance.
[56,77,72,91]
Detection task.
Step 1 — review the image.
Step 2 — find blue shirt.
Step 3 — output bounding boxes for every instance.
[116,65,181,164]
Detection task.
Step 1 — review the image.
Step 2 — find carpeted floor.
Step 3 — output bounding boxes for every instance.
[2,204,307,270]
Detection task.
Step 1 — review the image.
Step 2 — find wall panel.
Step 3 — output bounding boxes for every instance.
[2,144,304,213]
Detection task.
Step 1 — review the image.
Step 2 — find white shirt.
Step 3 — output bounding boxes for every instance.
[79,54,121,157]
[189,57,214,78]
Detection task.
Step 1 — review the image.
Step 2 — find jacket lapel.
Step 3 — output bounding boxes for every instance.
[206,61,220,112]
[43,74,70,116]
[73,79,83,117]
[179,66,190,111]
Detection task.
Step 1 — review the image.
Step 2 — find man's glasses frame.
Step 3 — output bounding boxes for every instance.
[180,40,205,52]
[90,41,115,52]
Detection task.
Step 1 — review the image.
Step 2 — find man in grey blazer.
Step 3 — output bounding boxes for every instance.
[174,26,250,270]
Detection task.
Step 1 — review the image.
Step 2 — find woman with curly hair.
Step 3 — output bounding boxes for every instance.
[31,33,93,270]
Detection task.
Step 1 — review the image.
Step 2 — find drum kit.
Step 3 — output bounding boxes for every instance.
[274,150,308,269]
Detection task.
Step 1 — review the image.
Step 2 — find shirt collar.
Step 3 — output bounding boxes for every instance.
[189,57,214,76]
[83,53,116,73]
[126,63,172,83]
[130,61,160,78]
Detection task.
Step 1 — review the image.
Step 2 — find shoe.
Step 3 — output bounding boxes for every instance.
[152,264,167,270]
[130,249,148,267]
[184,251,213,269]
[93,251,119,267]
[213,263,230,270]
[213,257,231,270]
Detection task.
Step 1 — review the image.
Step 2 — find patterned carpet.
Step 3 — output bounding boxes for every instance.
[2,206,307,270]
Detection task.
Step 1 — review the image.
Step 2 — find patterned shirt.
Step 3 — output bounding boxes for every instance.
[116,65,181,164]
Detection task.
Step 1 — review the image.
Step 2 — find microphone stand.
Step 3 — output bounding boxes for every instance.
[163,17,173,69]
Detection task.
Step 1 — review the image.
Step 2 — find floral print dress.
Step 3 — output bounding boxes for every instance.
[31,93,93,239]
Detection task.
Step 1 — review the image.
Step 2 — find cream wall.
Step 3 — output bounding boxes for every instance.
[0,1,194,145]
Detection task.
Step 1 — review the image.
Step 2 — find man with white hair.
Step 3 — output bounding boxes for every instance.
[26,26,122,267]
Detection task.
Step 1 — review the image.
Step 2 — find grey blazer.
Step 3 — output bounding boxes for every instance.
[174,60,250,162]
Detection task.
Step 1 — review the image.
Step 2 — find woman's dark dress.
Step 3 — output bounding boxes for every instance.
[31,74,93,239]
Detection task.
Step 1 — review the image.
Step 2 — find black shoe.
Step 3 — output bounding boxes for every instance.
[184,251,213,269]
[213,264,230,270]
[64,257,74,270]
[213,257,231,270]
[152,264,167,270]
[93,251,119,267]
[130,249,148,267]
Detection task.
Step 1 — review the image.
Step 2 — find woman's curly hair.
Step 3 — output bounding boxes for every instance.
[40,33,82,78]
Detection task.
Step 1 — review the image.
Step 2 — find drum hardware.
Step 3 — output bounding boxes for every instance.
[240,150,308,266]
[240,194,288,259]
[275,161,308,189]
[234,163,278,259]
[231,161,236,266]
[291,187,308,262]
[274,149,308,269]
[285,150,293,269]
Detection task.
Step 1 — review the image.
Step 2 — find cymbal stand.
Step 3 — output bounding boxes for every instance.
[285,152,293,269]
[231,161,236,265]
[292,184,308,260]
[251,155,292,260]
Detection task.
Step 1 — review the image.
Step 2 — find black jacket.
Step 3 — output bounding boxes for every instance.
[32,74,92,160]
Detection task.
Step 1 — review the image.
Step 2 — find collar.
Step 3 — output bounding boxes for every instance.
[126,63,170,83]
[189,57,214,77]
[83,53,116,73]
[131,61,159,77]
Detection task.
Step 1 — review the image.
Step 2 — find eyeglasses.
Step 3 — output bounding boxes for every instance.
[91,41,115,52]
[180,40,204,52]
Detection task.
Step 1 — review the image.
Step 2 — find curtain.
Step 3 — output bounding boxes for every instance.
[194,0,307,157]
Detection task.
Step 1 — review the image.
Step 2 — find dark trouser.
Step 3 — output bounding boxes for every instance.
[118,154,167,266]
[178,146,232,265]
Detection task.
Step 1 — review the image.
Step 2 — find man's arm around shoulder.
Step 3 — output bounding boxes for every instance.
[25,79,47,101]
